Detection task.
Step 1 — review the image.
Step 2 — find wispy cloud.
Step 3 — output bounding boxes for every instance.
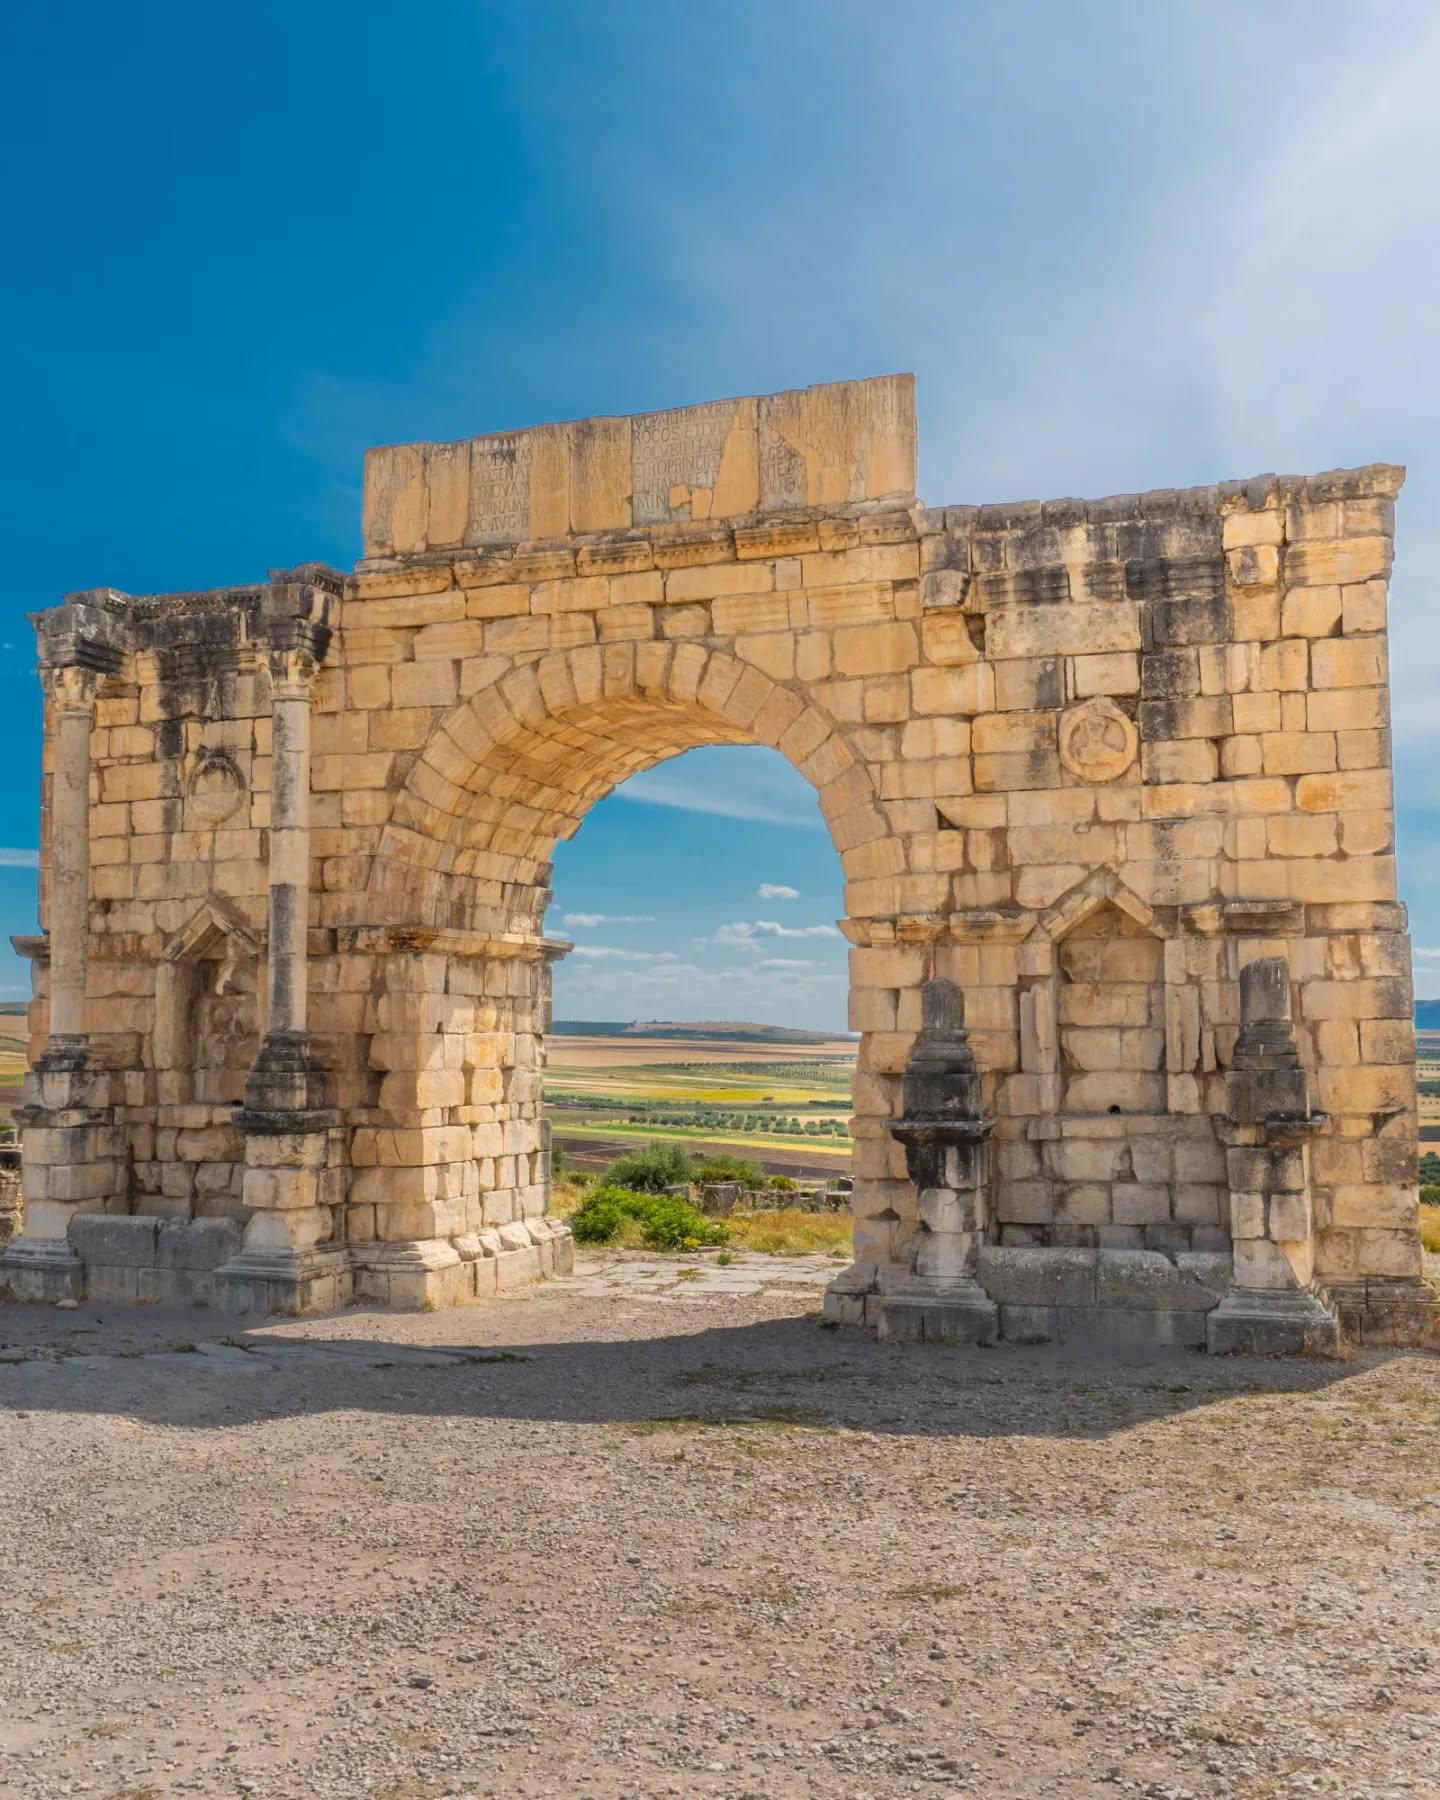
[0,849,39,868]
[614,758,823,830]
[759,957,812,969]
[562,912,655,927]
[715,919,841,945]
[757,883,799,900]
[568,946,678,963]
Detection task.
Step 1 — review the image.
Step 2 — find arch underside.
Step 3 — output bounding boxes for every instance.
[367,645,893,936]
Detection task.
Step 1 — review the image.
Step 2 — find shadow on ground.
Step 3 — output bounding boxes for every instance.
[0,1294,1387,1442]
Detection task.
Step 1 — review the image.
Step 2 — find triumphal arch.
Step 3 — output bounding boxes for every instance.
[4,375,1435,1353]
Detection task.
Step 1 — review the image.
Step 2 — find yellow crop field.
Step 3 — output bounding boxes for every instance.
[546,1031,858,1181]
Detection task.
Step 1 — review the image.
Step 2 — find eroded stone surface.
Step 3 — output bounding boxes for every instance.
[0,377,1430,1344]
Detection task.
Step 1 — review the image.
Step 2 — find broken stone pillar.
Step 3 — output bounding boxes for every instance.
[1208,956,1340,1355]
[217,580,350,1313]
[873,979,999,1344]
[2,662,123,1300]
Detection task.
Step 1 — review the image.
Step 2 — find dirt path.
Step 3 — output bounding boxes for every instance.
[1,1258,1437,1799]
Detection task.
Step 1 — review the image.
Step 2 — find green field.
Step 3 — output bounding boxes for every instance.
[545,1030,857,1179]
[0,1023,26,1108]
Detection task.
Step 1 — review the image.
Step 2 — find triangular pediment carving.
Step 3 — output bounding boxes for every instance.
[1035,868,1159,943]
[162,900,262,976]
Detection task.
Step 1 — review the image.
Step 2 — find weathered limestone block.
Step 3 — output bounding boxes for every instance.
[7,388,1427,1343]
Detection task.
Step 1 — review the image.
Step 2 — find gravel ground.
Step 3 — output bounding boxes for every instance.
[1,1253,1437,1800]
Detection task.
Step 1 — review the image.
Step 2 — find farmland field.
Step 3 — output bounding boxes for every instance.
[545,1030,858,1180]
[0,1020,26,1107]
[1418,1031,1440,1142]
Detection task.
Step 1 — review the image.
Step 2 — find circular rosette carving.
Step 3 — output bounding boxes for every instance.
[187,748,246,824]
[1058,698,1138,783]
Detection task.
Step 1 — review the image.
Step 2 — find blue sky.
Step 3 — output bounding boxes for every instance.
[3,0,1439,1030]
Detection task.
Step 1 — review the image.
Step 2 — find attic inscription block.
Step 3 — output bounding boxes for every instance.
[468,434,532,543]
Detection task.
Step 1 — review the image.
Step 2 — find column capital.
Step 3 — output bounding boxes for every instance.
[42,664,101,716]
[256,563,342,693]
[265,642,323,698]
[31,588,131,688]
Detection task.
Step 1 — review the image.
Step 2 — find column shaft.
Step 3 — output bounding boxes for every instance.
[266,681,311,1038]
[46,673,97,1045]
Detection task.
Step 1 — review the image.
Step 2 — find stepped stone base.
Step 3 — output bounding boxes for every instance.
[875,1274,999,1346]
[1,1216,573,1316]
[826,1249,1356,1354]
[1206,1289,1341,1358]
[0,1238,87,1304]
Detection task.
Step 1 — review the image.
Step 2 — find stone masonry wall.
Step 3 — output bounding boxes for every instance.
[6,375,1424,1327]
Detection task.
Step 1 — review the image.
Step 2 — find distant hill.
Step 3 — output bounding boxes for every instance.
[553,1019,854,1044]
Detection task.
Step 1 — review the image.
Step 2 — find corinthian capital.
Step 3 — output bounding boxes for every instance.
[266,644,321,698]
[43,665,100,715]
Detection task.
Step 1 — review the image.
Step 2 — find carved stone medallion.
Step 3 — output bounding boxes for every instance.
[188,749,245,824]
[1058,698,1138,783]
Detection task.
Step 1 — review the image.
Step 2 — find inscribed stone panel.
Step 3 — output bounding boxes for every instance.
[631,400,739,525]
[467,433,533,545]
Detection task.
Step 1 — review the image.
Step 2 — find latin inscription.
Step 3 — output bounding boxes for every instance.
[758,427,806,511]
[631,402,735,524]
[468,433,532,543]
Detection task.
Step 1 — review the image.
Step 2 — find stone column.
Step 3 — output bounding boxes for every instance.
[218,615,348,1314]
[1208,955,1340,1355]
[2,663,122,1300]
[242,645,323,1116]
[46,666,98,1049]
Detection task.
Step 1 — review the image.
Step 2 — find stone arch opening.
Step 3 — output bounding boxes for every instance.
[367,644,892,936]
[341,646,891,1299]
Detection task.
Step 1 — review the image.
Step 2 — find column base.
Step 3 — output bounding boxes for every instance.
[0,1237,86,1303]
[875,1273,999,1346]
[1206,1287,1341,1358]
[353,1221,575,1309]
[212,1247,355,1316]
[353,1240,470,1309]
[822,1261,880,1328]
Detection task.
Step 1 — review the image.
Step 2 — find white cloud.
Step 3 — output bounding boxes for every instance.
[758,883,799,900]
[715,919,841,945]
[561,912,655,927]
[1413,947,1440,960]
[568,946,678,963]
[0,849,39,869]
[614,758,824,830]
[759,957,812,969]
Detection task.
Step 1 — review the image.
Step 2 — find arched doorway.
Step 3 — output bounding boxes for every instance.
[344,640,905,1303]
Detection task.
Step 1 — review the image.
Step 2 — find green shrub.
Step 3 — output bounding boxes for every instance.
[693,1154,763,1188]
[1419,1185,1440,1209]
[767,1174,798,1192]
[603,1141,696,1193]
[569,1183,729,1250]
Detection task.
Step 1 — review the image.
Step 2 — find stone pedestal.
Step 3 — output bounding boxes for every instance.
[1206,1288,1341,1357]
[1208,957,1340,1357]
[213,1122,350,1315]
[851,980,1000,1346]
